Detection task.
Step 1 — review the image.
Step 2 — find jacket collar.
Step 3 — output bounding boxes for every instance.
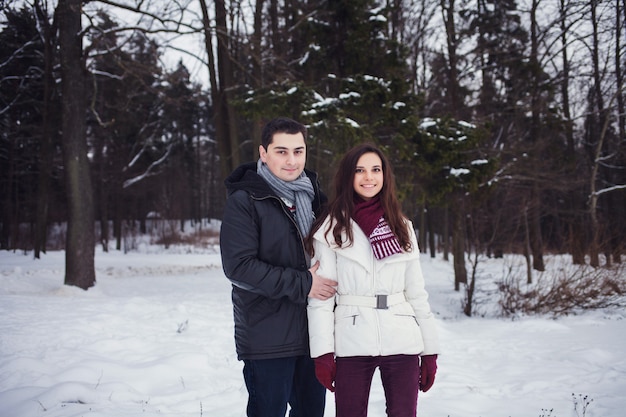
[225,161,326,211]
[314,217,419,271]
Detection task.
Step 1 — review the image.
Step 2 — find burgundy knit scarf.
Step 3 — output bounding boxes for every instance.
[352,197,402,259]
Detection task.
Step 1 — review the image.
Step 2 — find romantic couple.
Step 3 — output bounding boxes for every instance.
[219,117,440,417]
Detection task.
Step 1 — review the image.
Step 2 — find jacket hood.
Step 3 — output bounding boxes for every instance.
[224,161,271,198]
[224,161,321,199]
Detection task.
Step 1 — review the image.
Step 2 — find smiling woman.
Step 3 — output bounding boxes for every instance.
[305,143,440,417]
[353,152,384,201]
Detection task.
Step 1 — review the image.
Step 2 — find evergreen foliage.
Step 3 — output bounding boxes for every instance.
[0,0,624,275]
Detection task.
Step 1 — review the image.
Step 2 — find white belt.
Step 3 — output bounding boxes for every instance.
[336,293,406,309]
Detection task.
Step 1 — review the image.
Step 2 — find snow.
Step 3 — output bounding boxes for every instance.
[449,167,470,176]
[458,121,476,129]
[471,159,489,165]
[339,92,361,100]
[419,118,437,129]
[1,247,625,417]
[369,15,387,23]
[344,118,360,128]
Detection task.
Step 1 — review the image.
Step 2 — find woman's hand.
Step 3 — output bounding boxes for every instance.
[419,354,438,392]
[314,352,336,391]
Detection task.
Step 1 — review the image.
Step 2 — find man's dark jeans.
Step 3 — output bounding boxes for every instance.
[243,355,326,417]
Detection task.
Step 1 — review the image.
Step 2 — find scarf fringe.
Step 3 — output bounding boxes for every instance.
[370,217,403,260]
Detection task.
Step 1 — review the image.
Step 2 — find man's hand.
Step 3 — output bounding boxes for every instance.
[308,261,337,300]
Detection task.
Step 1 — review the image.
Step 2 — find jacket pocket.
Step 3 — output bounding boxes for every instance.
[380,311,424,354]
[334,308,378,356]
[245,296,280,326]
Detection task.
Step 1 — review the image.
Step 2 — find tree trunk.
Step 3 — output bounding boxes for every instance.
[464,252,478,317]
[618,0,625,146]
[199,0,240,178]
[419,203,427,253]
[443,204,449,261]
[588,0,608,268]
[34,1,56,258]
[558,0,586,265]
[58,0,95,289]
[428,206,436,258]
[99,182,109,252]
[528,1,545,273]
[251,0,265,160]
[610,0,625,264]
[114,202,122,251]
[569,220,586,265]
[529,188,545,271]
[452,198,467,291]
[559,0,575,157]
[523,205,533,284]
[440,0,461,266]
[1,142,16,249]
[440,0,462,114]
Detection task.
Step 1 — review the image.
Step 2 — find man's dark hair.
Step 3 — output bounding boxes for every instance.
[261,117,307,150]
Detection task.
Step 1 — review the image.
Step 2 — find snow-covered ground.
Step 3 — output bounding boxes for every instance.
[1,244,625,417]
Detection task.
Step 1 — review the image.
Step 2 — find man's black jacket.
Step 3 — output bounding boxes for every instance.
[219,162,326,360]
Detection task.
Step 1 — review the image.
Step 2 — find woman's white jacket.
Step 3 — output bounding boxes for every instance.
[307,216,440,358]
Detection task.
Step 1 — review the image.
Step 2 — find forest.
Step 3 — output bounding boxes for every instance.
[1,0,624,290]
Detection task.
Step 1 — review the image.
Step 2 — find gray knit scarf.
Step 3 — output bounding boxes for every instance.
[257,159,315,237]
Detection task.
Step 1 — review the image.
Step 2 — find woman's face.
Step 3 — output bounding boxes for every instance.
[353,152,384,201]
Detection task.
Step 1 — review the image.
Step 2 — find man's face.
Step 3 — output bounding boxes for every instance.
[259,132,306,182]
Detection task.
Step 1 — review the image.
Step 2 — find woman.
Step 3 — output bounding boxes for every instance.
[306,143,440,417]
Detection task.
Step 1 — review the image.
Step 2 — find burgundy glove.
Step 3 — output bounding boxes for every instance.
[419,354,438,392]
[314,353,336,392]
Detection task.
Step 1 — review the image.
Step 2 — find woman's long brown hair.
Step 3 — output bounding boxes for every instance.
[305,143,412,256]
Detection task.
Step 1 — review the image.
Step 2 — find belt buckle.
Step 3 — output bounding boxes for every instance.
[376,294,388,309]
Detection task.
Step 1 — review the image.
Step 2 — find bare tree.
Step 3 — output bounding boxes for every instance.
[404,0,438,93]
[440,0,468,288]
[557,0,587,265]
[199,0,240,178]
[618,0,625,146]
[33,0,58,258]
[57,0,95,289]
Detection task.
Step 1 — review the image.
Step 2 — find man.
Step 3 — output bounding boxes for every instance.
[220,117,337,417]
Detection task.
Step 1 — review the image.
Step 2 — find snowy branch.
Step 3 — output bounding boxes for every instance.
[591,184,626,197]
[123,143,174,188]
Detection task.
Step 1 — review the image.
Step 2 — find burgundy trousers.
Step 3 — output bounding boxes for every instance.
[335,354,420,417]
